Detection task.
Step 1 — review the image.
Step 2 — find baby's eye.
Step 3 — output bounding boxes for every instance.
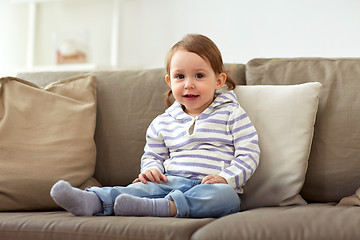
[195,73,204,78]
[175,74,185,79]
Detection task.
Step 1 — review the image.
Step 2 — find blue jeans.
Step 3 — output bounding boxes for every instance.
[87,175,241,218]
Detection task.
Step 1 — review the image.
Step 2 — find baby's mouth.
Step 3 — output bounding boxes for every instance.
[183,94,199,100]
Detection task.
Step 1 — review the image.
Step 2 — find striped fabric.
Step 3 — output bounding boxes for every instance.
[141,90,260,193]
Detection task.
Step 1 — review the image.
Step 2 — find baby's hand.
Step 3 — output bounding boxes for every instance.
[133,168,168,184]
[201,175,228,184]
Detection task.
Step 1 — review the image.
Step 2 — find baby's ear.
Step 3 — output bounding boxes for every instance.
[216,73,227,90]
[165,74,171,87]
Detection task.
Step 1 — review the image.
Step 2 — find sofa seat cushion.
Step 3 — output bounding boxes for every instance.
[192,204,360,240]
[0,212,213,240]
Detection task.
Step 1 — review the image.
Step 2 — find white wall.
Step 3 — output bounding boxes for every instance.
[0,1,28,76]
[1,0,360,77]
[117,0,360,69]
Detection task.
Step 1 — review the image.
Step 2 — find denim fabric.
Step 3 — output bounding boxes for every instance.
[87,175,240,218]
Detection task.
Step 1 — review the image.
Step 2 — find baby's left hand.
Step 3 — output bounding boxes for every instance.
[201,175,228,184]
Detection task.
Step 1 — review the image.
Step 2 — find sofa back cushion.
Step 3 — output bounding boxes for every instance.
[245,58,360,202]
[17,64,246,187]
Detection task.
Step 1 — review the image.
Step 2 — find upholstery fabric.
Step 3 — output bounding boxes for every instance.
[0,211,213,240]
[192,204,360,240]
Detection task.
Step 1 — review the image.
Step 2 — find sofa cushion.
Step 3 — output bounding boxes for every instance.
[0,74,100,211]
[246,58,360,203]
[191,204,360,240]
[234,82,321,210]
[0,212,213,240]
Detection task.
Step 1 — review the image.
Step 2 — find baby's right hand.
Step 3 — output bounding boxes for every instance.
[132,169,168,184]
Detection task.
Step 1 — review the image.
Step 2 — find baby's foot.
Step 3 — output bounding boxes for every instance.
[50,180,102,216]
[114,194,169,217]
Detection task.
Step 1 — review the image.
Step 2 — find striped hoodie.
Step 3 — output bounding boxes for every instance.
[141,90,260,193]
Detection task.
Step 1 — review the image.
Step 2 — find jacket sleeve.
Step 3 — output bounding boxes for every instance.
[218,106,260,192]
[140,119,169,174]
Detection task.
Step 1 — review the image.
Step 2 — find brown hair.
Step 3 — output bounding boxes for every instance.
[165,34,236,107]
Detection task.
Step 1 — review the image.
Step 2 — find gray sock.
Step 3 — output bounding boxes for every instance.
[50,180,102,216]
[114,194,170,217]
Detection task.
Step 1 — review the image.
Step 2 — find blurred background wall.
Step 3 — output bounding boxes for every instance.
[1,0,359,77]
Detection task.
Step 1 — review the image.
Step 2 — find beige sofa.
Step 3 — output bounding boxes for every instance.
[1,58,360,240]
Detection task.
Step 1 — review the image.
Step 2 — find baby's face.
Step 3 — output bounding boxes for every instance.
[166,50,224,117]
